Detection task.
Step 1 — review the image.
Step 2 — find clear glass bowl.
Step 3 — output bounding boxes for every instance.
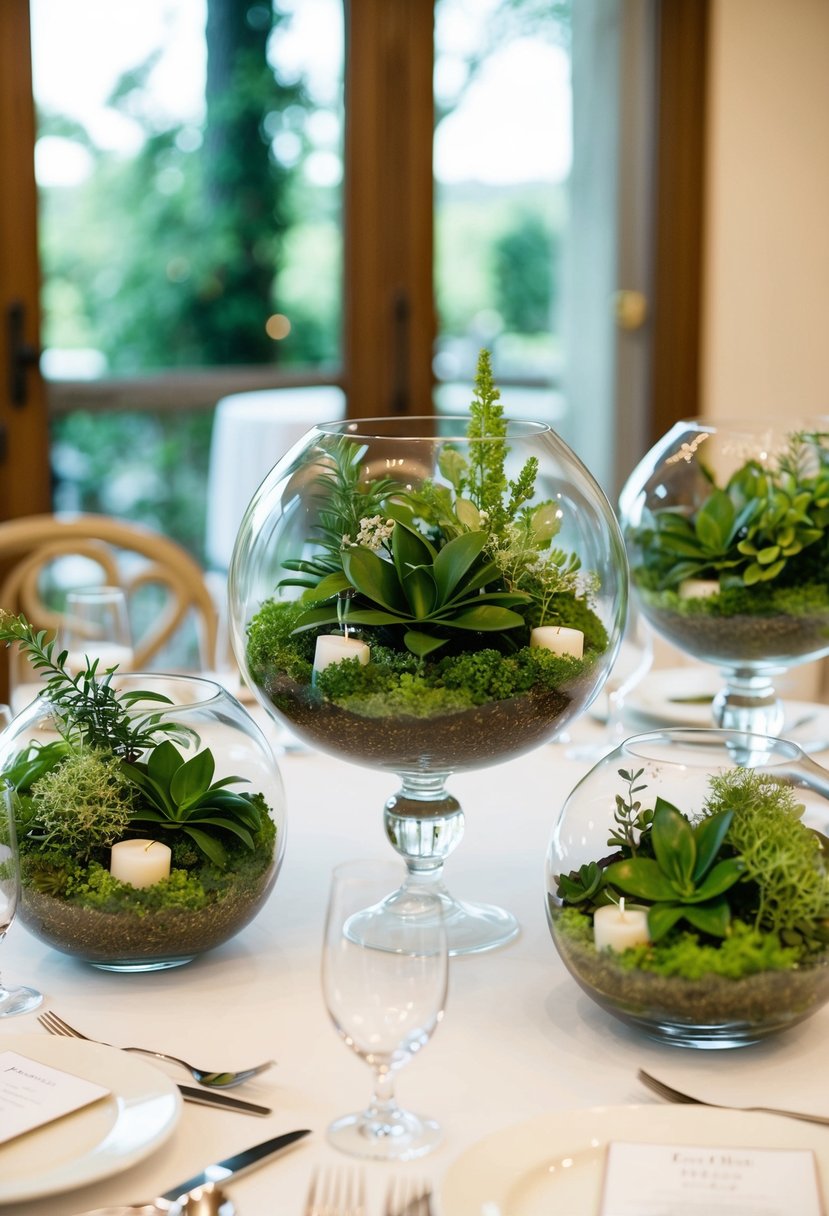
[0,674,286,971]
[619,419,829,736]
[229,416,627,954]
[545,728,829,1047]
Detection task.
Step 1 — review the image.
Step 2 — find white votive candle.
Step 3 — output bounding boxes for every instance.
[678,578,720,601]
[530,625,584,659]
[110,839,172,889]
[313,633,371,674]
[593,899,650,953]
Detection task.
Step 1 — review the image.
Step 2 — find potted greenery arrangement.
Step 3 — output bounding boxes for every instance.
[619,419,829,734]
[227,350,627,954]
[546,728,829,1046]
[232,351,625,767]
[0,614,285,971]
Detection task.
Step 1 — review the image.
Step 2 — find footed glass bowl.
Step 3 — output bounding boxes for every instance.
[0,675,286,971]
[229,415,627,954]
[619,419,829,737]
[545,728,829,1047]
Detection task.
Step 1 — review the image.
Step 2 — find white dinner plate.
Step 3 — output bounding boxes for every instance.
[624,668,829,742]
[438,1104,829,1215]
[0,1032,182,1204]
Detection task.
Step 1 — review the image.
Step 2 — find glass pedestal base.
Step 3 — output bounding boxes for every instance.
[327,1105,442,1161]
[0,984,43,1017]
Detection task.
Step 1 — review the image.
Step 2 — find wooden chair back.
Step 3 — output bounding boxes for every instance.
[0,514,219,695]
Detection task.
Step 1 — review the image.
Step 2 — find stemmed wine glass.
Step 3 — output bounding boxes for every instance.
[0,775,42,1016]
[59,586,135,676]
[322,859,448,1160]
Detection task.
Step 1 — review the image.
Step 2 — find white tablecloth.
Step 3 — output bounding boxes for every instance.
[205,386,346,572]
[2,709,828,1215]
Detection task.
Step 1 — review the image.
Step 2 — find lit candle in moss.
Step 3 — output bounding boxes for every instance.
[530,625,584,658]
[593,898,650,953]
[313,633,371,674]
[110,839,172,888]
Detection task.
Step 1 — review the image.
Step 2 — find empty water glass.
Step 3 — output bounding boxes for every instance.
[59,585,135,675]
[322,859,448,1160]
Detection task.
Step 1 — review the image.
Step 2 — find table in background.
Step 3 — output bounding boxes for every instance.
[3,711,829,1216]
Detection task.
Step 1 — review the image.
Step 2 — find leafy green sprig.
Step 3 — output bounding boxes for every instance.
[0,612,176,759]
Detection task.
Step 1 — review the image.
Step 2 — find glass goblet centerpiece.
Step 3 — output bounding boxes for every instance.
[619,419,829,736]
[229,368,627,954]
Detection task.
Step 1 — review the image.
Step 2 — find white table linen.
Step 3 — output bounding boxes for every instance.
[2,710,828,1216]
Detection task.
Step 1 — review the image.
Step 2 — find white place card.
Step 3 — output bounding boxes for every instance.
[600,1141,824,1216]
[0,1050,111,1144]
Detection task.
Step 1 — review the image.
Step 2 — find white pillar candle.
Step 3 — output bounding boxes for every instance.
[530,625,584,659]
[313,633,371,674]
[593,899,650,953]
[678,578,720,600]
[110,839,172,889]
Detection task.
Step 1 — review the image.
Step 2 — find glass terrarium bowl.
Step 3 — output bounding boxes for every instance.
[619,418,829,736]
[546,728,829,1048]
[0,674,286,972]
[229,414,627,955]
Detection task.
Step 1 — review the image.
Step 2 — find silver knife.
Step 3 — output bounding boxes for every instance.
[178,1083,271,1116]
[158,1128,311,1201]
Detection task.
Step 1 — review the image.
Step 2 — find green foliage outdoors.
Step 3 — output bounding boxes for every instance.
[555,765,829,980]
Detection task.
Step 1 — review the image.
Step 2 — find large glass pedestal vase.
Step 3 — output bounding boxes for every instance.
[229,411,627,954]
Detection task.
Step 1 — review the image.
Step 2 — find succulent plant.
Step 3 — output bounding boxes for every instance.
[629,431,829,593]
[122,740,264,868]
[292,522,530,657]
[603,800,744,940]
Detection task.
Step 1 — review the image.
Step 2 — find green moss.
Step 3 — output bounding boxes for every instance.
[246,598,316,684]
[704,767,829,937]
[557,906,803,979]
[313,644,586,717]
[639,579,829,620]
[29,748,134,863]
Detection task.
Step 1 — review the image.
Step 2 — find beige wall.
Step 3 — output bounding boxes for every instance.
[702,0,829,424]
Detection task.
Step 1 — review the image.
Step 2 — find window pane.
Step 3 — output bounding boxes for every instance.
[433,0,570,423]
[30,0,344,379]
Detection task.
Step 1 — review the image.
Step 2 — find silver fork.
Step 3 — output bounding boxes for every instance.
[38,1010,275,1090]
[384,1176,433,1216]
[638,1068,829,1127]
[304,1166,366,1216]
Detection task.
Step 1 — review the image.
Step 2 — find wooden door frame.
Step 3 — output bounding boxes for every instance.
[0,0,50,523]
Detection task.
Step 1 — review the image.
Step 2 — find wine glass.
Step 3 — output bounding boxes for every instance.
[322,859,448,1160]
[566,604,654,760]
[0,777,43,1016]
[59,586,135,676]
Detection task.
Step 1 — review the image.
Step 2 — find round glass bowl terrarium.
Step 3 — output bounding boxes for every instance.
[546,728,829,1047]
[229,408,627,954]
[619,418,829,736]
[0,674,285,971]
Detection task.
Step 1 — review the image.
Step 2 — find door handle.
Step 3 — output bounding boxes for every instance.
[7,300,41,406]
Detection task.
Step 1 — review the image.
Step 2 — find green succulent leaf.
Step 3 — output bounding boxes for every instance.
[692,809,733,881]
[681,898,731,937]
[646,903,687,941]
[432,530,488,602]
[603,857,679,902]
[650,799,696,891]
[343,546,408,613]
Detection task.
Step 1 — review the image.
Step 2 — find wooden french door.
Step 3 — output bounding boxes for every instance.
[0,0,51,523]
